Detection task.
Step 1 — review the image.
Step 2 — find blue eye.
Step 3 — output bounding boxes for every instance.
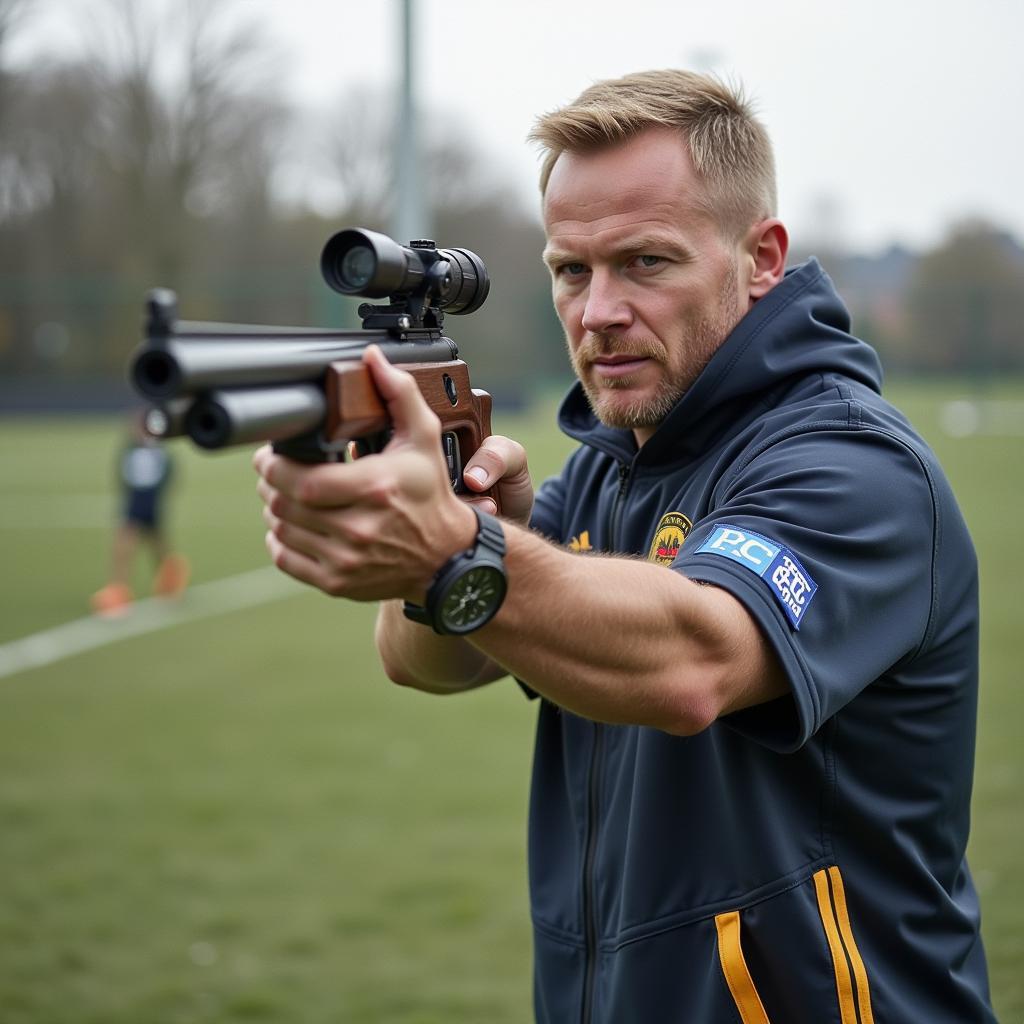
[637,255,661,268]
[560,263,588,277]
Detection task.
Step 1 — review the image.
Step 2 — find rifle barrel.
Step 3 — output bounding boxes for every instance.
[131,335,458,400]
[186,386,326,449]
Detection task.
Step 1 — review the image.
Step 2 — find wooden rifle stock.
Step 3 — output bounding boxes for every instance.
[325,359,499,513]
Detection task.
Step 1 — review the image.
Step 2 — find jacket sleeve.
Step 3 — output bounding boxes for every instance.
[672,425,949,752]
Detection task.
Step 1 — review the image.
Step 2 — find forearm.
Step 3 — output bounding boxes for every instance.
[374,599,507,694]
[462,523,782,734]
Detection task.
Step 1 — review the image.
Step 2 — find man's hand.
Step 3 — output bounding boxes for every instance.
[461,433,534,526]
[254,345,480,604]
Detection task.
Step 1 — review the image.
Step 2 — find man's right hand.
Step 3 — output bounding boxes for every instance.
[372,432,532,695]
[460,435,534,526]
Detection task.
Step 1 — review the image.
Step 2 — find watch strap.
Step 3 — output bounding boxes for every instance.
[402,506,503,632]
[475,506,506,558]
[402,600,432,627]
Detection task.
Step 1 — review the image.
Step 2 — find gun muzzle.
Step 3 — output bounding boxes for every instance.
[185,386,326,449]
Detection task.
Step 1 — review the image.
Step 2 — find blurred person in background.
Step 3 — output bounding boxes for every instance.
[254,70,994,1023]
[91,411,189,616]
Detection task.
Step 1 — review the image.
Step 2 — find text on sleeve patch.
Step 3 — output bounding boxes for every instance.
[695,524,818,629]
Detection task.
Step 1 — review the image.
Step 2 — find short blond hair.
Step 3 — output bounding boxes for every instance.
[529,69,777,237]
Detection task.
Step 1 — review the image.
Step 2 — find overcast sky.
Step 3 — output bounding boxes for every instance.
[9,0,1024,253]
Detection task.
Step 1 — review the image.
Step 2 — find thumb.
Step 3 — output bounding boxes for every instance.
[362,345,440,447]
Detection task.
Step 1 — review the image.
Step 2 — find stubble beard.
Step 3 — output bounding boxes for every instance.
[569,270,745,432]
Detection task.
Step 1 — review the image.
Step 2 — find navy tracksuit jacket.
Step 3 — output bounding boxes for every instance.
[526,259,996,1023]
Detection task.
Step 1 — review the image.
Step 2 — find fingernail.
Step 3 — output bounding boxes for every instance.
[465,467,488,486]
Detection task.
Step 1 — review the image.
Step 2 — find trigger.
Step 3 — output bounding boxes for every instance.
[442,432,462,491]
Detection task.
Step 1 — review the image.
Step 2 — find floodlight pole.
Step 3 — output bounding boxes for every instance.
[394,0,428,244]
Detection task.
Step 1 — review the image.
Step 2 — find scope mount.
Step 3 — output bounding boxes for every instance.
[358,237,454,334]
[357,297,446,335]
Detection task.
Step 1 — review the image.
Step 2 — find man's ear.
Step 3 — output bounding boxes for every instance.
[744,219,789,300]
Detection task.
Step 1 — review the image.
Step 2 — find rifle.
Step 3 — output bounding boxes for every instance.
[129,228,497,507]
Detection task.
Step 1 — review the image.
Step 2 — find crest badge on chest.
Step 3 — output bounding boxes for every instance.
[648,511,693,566]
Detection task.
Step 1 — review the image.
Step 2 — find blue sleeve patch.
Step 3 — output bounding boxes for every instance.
[695,524,818,629]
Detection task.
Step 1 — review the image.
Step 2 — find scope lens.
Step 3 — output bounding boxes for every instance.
[321,228,424,298]
[339,245,376,291]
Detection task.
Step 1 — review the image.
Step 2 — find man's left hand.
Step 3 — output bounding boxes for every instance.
[253,345,477,604]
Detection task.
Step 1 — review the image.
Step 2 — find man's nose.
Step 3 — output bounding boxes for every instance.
[580,271,632,335]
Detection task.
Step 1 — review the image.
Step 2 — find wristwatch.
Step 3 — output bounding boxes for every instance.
[403,506,507,635]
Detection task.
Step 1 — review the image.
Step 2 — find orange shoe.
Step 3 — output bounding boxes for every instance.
[91,583,134,617]
[154,554,190,598]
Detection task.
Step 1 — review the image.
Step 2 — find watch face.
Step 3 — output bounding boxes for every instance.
[438,566,507,634]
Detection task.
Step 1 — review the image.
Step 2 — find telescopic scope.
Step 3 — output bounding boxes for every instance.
[320,228,489,315]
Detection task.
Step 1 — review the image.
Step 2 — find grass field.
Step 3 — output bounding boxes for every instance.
[1,382,1021,1023]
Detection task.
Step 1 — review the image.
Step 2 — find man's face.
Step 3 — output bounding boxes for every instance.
[542,127,751,443]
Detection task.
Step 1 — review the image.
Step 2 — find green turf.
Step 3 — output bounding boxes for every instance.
[894,382,1024,1017]
[0,384,1020,1021]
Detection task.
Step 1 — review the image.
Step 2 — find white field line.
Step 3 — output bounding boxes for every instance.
[0,567,304,680]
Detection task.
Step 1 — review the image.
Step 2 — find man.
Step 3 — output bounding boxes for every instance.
[91,412,189,616]
[254,70,995,1023]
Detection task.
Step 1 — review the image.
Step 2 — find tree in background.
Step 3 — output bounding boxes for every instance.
[0,0,290,378]
[904,219,1024,377]
[5,0,1021,404]
[0,0,566,407]
[310,87,564,400]
[86,0,286,281]
[0,0,33,214]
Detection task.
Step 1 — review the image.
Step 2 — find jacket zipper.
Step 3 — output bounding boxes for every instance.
[580,461,632,1024]
[579,725,604,1024]
[607,462,631,553]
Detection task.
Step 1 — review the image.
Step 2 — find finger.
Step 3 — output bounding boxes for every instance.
[463,435,534,525]
[265,530,335,592]
[462,496,498,516]
[252,444,273,475]
[267,512,337,564]
[256,451,365,509]
[259,478,332,535]
[256,476,280,512]
[462,435,530,492]
[362,345,441,448]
